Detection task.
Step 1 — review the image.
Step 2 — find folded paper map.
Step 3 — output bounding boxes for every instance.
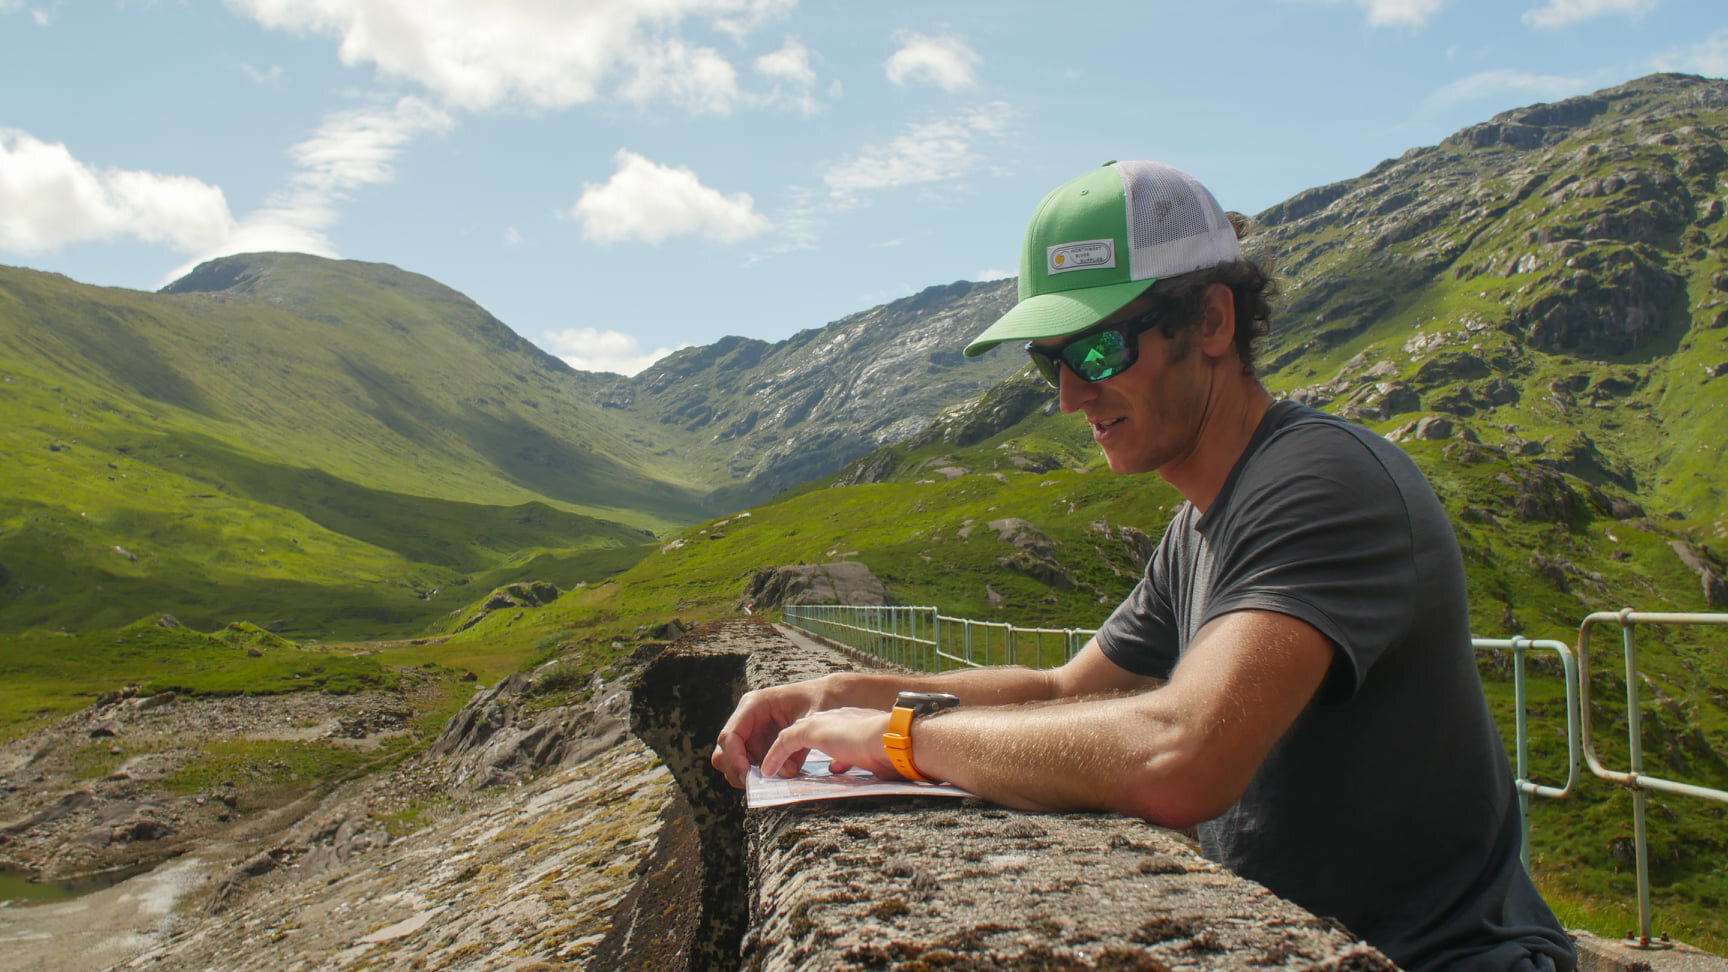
[745,750,974,808]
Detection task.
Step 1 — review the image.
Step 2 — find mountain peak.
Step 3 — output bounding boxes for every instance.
[160,252,466,306]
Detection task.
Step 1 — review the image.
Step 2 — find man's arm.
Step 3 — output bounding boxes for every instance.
[709,636,1155,788]
[758,609,1333,829]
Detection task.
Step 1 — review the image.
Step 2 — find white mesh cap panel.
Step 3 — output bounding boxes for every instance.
[1113,160,1241,282]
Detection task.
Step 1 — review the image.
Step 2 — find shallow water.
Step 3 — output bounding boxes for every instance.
[0,863,158,906]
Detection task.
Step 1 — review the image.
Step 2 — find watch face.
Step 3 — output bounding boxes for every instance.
[895,691,960,716]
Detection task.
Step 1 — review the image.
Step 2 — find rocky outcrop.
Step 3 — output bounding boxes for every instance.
[921,368,1052,448]
[1256,74,1728,373]
[451,580,561,633]
[1670,541,1728,608]
[430,661,632,789]
[987,517,1077,588]
[737,562,891,610]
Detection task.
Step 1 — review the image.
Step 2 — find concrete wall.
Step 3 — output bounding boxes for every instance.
[628,616,1399,971]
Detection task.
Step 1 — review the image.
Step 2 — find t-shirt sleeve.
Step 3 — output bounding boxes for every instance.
[1095,517,1183,679]
[1205,424,1417,702]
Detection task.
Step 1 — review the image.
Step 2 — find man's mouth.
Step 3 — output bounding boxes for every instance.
[1092,417,1125,435]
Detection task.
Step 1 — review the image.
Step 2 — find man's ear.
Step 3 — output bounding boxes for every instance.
[1200,283,1237,358]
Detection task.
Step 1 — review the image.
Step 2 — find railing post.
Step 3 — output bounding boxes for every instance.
[1620,613,1653,943]
[1511,636,1531,870]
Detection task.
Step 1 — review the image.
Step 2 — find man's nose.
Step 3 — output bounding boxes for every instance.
[1057,364,1097,414]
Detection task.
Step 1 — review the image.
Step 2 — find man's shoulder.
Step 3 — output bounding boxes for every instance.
[1256,402,1396,467]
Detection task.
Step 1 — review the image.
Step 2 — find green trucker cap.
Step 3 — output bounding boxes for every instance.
[963,160,1242,357]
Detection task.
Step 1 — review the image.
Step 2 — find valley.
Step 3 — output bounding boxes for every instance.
[2,72,1727,964]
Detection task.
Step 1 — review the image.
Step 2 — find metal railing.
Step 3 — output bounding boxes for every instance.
[1577,610,1728,947]
[781,604,1095,672]
[1472,637,1581,871]
[781,601,1728,948]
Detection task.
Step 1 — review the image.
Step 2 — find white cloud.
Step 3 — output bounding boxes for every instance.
[159,96,453,282]
[884,33,979,91]
[755,38,821,114]
[1283,0,1447,29]
[1648,27,1728,77]
[570,149,769,245]
[976,268,1012,282]
[825,102,1013,197]
[242,62,285,84]
[503,226,522,247]
[227,0,782,113]
[287,96,454,197]
[1423,68,1592,109]
[0,129,234,254]
[616,39,740,115]
[712,0,796,41]
[756,39,815,86]
[544,327,687,376]
[753,103,1012,256]
[1523,0,1657,30]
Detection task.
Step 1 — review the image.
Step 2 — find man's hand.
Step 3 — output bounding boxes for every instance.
[759,707,897,780]
[711,677,838,788]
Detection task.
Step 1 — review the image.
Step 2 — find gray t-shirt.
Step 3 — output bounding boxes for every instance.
[1096,401,1574,972]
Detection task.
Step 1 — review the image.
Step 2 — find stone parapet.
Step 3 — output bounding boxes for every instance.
[629,615,1397,971]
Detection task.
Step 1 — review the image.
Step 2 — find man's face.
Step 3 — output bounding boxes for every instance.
[1039,305,1211,477]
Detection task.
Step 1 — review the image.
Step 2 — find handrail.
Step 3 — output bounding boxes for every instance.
[1577,609,1728,947]
[783,601,1728,949]
[1472,637,1580,871]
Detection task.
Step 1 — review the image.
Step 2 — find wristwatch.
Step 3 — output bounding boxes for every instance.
[883,691,959,782]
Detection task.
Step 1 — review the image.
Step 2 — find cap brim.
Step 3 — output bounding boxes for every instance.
[963,278,1155,357]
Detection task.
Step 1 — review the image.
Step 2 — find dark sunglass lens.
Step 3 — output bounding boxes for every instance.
[1024,345,1062,387]
[1064,330,1130,381]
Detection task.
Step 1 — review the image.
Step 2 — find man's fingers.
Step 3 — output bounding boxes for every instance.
[760,724,808,779]
[711,741,745,788]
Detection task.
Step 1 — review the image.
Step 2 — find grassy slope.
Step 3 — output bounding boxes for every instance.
[0,260,684,637]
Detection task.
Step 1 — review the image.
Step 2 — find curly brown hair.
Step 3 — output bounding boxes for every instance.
[1138,214,1276,374]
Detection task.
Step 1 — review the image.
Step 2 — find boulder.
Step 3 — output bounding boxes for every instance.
[987,519,1077,589]
[737,562,891,609]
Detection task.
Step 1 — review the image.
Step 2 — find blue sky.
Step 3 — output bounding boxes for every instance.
[2,1,1725,375]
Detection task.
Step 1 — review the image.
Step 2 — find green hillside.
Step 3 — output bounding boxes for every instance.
[0,257,686,637]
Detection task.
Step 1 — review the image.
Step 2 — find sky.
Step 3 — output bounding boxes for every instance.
[2,1,1726,376]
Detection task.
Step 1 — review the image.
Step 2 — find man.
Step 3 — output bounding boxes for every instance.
[711,161,1575,971]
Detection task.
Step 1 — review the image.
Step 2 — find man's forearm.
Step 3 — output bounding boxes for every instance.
[909,694,1172,818]
[821,663,1064,711]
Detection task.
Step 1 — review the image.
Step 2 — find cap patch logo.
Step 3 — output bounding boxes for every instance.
[1047,239,1115,275]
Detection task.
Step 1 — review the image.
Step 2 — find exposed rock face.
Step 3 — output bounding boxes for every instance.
[1670,540,1728,608]
[452,580,561,633]
[737,562,891,610]
[922,367,1051,448]
[0,689,420,883]
[430,662,632,789]
[599,278,1023,506]
[1258,73,1728,369]
[987,517,1077,588]
[0,645,679,971]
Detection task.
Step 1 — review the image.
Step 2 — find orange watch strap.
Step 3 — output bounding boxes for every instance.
[883,705,927,781]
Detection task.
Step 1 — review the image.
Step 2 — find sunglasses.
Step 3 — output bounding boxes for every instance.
[1024,310,1168,388]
